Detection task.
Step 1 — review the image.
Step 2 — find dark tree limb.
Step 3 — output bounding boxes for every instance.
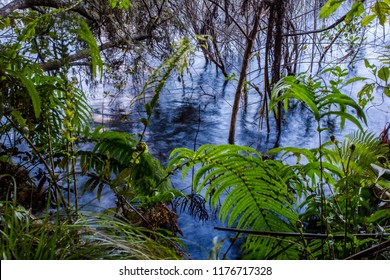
[0,0,26,18]
[283,14,346,37]
[345,239,390,259]
[0,0,94,20]
[215,226,390,240]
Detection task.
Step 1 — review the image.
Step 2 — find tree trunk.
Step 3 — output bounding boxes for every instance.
[228,4,262,144]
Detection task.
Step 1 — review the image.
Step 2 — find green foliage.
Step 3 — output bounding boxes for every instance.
[75,20,104,77]
[320,0,345,19]
[0,2,187,260]
[0,201,182,260]
[270,130,386,199]
[345,1,365,23]
[351,54,390,107]
[372,0,390,25]
[169,144,302,259]
[320,0,390,26]
[137,38,193,136]
[168,65,389,258]
[0,51,45,127]
[368,208,390,223]
[79,128,175,203]
[5,69,41,119]
[139,39,192,102]
[2,0,390,261]
[109,0,132,9]
[169,130,389,259]
[328,131,387,175]
[270,72,366,131]
[268,131,389,258]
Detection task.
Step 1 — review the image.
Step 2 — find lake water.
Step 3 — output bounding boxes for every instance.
[87,23,390,258]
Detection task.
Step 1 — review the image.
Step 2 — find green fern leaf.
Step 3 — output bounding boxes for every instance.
[75,20,103,77]
[271,76,320,120]
[170,144,299,231]
[7,69,41,118]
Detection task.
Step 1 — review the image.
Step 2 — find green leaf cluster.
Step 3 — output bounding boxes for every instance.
[109,0,131,9]
[320,0,390,26]
[270,73,366,131]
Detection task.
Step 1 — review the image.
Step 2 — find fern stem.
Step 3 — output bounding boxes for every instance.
[71,143,78,214]
[297,221,311,259]
[317,124,328,243]
[192,105,201,194]
[46,126,60,209]
[343,144,355,257]
[5,116,69,211]
[66,150,71,207]
[330,139,347,216]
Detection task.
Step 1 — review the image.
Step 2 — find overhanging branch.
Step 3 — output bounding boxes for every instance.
[0,0,93,20]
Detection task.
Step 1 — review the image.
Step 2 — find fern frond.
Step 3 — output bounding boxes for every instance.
[169,144,299,232]
[32,79,93,148]
[268,146,318,163]
[270,75,367,131]
[91,130,136,166]
[135,38,193,111]
[80,129,172,199]
[271,76,320,120]
[325,131,387,179]
[169,144,309,259]
[75,20,103,77]
[243,235,303,259]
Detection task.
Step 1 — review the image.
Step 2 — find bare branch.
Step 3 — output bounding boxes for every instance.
[283,14,346,37]
[206,0,249,39]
